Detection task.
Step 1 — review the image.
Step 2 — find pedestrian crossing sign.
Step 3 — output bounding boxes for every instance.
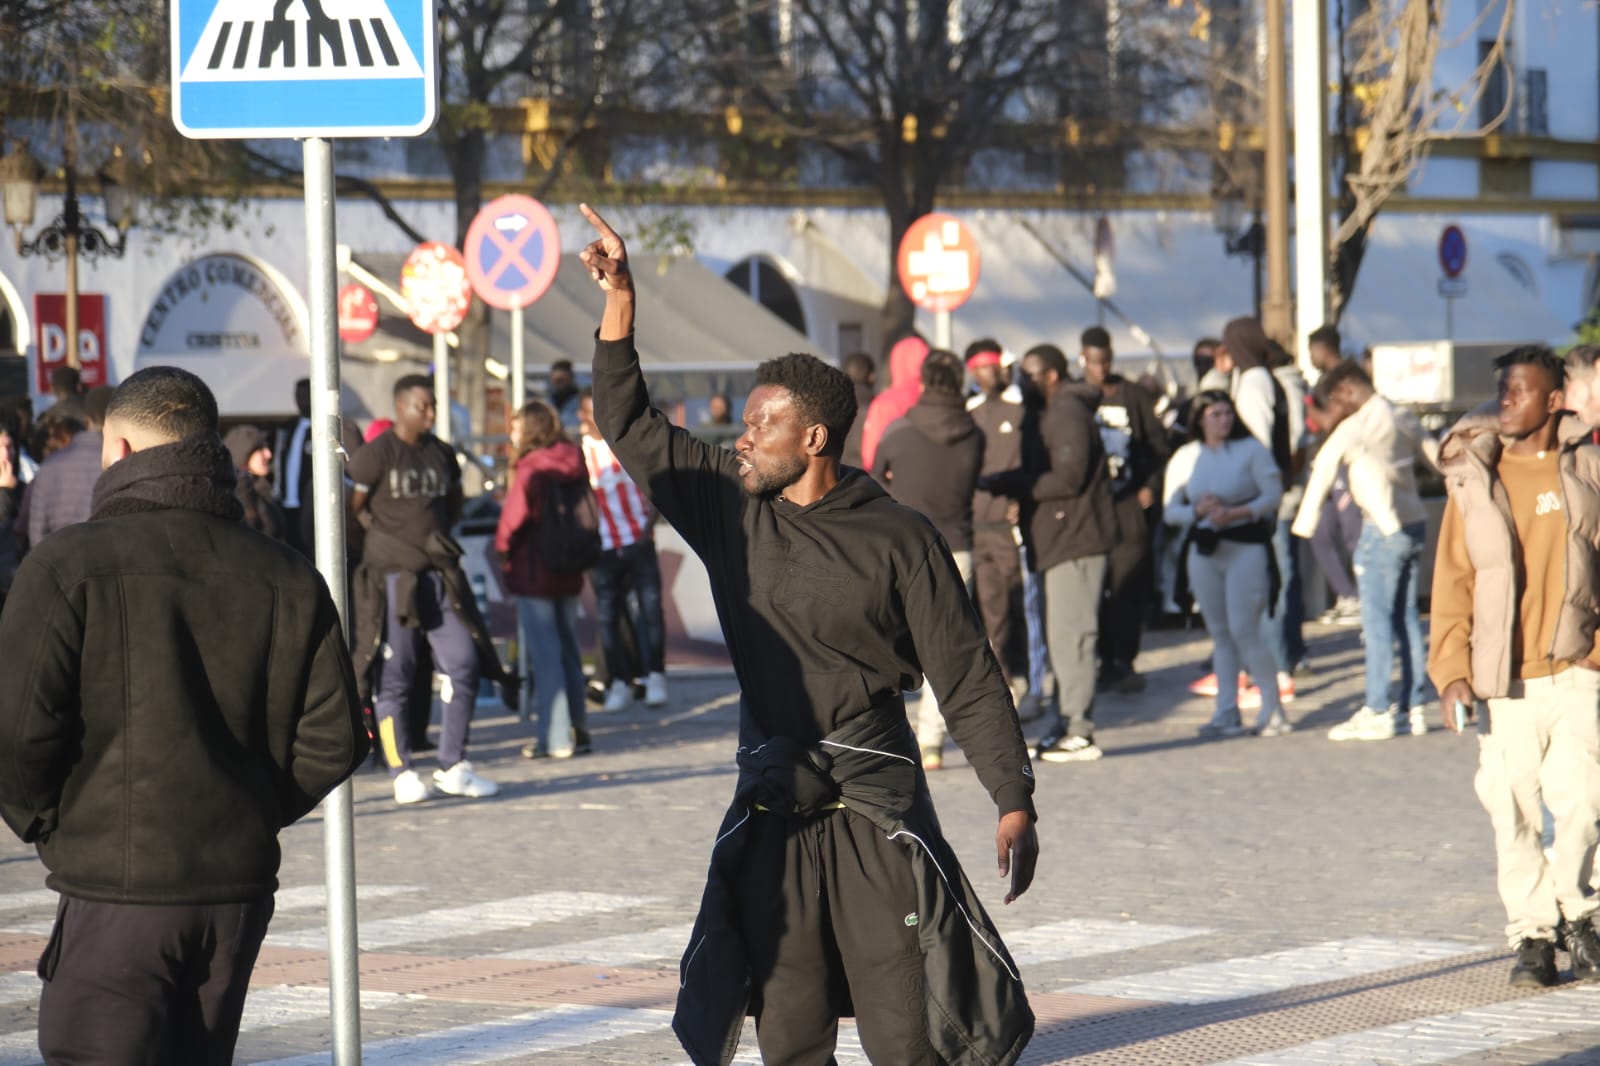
[171,0,437,139]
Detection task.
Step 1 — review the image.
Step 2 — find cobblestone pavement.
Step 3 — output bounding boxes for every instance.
[2,620,1600,1064]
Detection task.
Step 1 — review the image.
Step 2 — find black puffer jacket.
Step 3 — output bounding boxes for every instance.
[988,387,1114,571]
[0,435,367,904]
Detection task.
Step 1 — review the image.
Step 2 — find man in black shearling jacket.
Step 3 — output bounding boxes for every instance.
[0,366,367,1064]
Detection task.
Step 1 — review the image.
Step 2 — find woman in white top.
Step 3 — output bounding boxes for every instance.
[1164,390,1290,737]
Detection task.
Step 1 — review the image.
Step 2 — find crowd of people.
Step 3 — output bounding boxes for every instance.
[5,207,1600,1056]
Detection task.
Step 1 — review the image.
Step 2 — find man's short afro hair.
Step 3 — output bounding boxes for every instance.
[755,353,858,457]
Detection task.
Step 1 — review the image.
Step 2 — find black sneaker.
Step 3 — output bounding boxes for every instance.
[1032,730,1065,760]
[1510,938,1559,988]
[1563,919,1600,982]
[573,728,593,756]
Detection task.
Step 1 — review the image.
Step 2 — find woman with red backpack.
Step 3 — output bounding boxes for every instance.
[496,400,601,759]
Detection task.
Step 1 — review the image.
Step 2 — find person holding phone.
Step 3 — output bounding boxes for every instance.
[1430,345,1600,989]
[579,204,1038,1066]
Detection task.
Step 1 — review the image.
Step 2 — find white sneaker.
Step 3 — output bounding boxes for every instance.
[1327,706,1398,742]
[602,679,632,712]
[433,760,500,798]
[644,671,669,707]
[1407,704,1432,736]
[393,769,434,805]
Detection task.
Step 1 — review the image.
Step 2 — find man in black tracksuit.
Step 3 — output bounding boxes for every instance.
[1080,327,1170,692]
[967,340,1030,699]
[0,366,367,1063]
[580,205,1038,1066]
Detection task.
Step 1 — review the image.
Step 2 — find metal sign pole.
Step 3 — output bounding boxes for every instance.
[935,310,952,351]
[1446,293,1454,342]
[435,332,452,444]
[511,304,526,413]
[303,136,363,1066]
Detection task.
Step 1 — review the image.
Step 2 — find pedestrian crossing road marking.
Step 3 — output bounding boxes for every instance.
[180,0,423,83]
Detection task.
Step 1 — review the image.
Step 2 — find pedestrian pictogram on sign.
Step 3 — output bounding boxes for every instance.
[401,242,472,335]
[337,282,379,343]
[171,0,437,139]
[897,213,981,314]
[463,195,562,312]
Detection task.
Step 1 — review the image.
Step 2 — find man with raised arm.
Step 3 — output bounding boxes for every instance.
[580,204,1039,1066]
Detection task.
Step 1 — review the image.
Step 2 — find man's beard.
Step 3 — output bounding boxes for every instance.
[745,454,807,498]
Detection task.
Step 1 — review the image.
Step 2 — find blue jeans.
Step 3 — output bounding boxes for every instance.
[1261,516,1306,673]
[1354,521,1432,711]
[517,596,587,755]
[589,540,666,679]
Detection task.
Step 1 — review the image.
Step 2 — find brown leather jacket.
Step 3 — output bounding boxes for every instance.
[1430,411,1600,699]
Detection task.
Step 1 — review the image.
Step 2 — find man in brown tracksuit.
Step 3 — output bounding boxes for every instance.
[1430,344,1600,989]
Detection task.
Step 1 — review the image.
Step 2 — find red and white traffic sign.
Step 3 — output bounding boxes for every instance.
[897,213,981,313]
[33,293,108,393]
[337,283,379,344]
[400,242,473,334]
[463,195,562,311]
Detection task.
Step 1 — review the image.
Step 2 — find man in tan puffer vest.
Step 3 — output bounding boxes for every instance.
[1430,344,1600,990]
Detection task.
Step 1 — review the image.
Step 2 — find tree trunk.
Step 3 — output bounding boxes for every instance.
[445,125,490,439]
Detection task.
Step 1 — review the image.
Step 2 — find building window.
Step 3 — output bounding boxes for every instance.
[725,257,807,337]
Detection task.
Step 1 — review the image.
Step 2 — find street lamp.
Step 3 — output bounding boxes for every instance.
[1214,192,1264,321]
[1,139,138,371]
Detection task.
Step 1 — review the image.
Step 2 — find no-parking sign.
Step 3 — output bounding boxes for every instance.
[463,195,561,311]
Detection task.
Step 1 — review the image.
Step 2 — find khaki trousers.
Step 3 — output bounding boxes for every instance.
[1476,668,1600,946]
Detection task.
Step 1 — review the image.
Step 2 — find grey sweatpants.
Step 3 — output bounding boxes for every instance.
[1187,540,1281,719]
[1041,553,1108,741]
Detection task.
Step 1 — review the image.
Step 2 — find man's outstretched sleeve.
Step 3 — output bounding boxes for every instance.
[592,335,742,550]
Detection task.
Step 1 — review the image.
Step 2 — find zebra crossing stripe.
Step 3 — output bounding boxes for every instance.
[0,892,57,914]
[266,892,656,950]
[181,0,423,84]
[1063,936,1480,1005]
[1001,918,1211,968]
[271,884,420,912]
[494,922,695,967]
[0,973,38,1007]
[0,985,407,1066]
[1213,983,1600,1065]
[254,1003,674,1065]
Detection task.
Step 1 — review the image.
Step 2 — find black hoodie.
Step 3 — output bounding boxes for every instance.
[592,336,1034,820]
[872,391,983,550]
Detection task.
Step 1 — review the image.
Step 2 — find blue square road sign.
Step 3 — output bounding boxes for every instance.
[171,0,437,139]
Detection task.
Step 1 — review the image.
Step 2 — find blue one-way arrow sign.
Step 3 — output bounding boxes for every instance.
[172,0,437,139]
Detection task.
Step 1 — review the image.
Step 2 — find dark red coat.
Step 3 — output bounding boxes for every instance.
[495,439,588,599]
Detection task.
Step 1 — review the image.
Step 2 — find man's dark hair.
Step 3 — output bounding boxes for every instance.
[842,351,876,384]
[756,353,858,456]
[1266,339,1293,370]
[106,366,219,441]
[1080,327,1111,352]
[920,350,964,396]
[1564,344,1600,379]
[83,384,114,428]
[49,365,82,397]
[393,373,433,399]
[1308,325,1341,352]
[1319,360,1373,395]
[294,377,311,417]
[1494,344,1566,390]
[963,338,1003,362]
[551,359,574,375]
[1024,343,1070,378]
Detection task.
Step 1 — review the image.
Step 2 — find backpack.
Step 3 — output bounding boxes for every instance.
[533,476,602,573]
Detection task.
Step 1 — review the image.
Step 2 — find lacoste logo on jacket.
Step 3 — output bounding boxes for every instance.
[1536,491,1562,516]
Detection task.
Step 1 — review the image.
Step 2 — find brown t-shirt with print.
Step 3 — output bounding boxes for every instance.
[1499,448,1568,679]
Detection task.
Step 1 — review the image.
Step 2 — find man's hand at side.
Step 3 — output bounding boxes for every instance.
[1440,679,1476,733]
[996,810,1038,904]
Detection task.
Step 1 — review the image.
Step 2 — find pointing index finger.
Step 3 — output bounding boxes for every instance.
[579,202,618,240]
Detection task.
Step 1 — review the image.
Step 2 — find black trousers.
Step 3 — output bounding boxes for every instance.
[1097,493,1154,672]
[734,808,937,1066]
[38,894,275,1066]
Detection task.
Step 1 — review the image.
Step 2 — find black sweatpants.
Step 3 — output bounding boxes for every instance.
[1097,493,1154,673]
[37,894,275,1065]
[734,808,937,1066]
[971,527,1025,687]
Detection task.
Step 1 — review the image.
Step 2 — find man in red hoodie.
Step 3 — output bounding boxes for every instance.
[859,333,929,473]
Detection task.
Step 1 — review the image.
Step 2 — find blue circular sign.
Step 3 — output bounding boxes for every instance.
[1439,225,1467,279]
[464,195,562,311]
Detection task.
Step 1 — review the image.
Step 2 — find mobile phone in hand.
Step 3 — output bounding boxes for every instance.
[1453,700,1472,732]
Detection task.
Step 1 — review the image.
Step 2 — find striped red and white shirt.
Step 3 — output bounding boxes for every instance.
[581,432,654,550]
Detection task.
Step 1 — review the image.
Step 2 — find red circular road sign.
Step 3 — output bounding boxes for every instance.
[1439,224,1468,279]
[897,213,981,313]
[401,242,473,334]
[464,195,562,311]
[337,283,379,344]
